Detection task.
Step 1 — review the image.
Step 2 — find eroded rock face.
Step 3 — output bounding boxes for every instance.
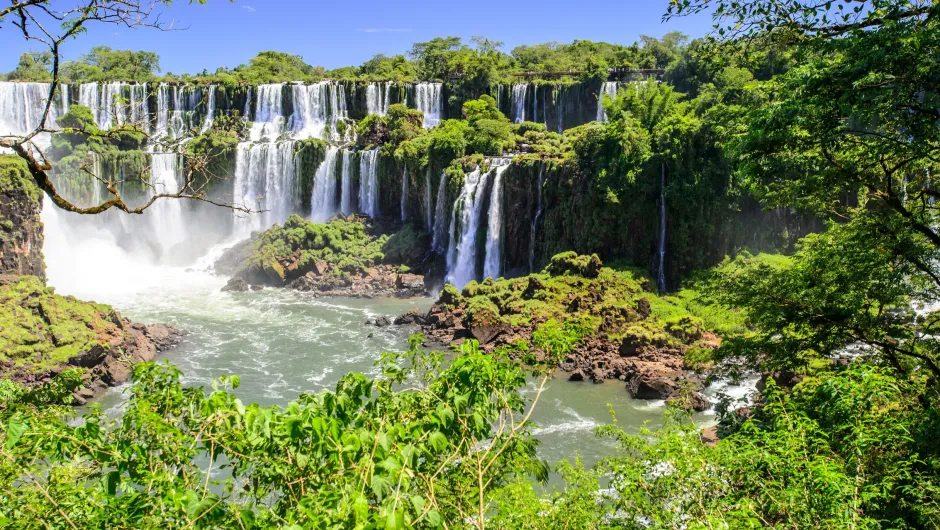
[0,274,181,405]
[0,157,44,281]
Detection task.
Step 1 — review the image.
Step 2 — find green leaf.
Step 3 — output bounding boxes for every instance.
[4,418,26,450]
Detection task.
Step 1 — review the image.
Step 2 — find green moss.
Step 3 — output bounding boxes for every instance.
[0,276,123,374]
[0,156,40,205]
[437,253,736,350]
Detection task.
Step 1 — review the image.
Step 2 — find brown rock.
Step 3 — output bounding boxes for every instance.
[701,426,719,447]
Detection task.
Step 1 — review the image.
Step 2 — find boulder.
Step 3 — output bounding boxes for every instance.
[394,308,427,325]
[221,277,250,292]
[666,390,711,412]
[700,426,719,447]
[626,367,681,399]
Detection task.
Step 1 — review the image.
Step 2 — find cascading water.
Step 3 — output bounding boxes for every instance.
[597,81,618,122]
[414,82,442,128]
[446,167,492,289]
[250,83,286,141]
[148,152,187,253]
[431,171,448,253]
[657,162,667,293]
[358,149,379,217]
[512,84,528,124]
[201,85,217,133]
[366,82,392,116]
[483,164,508,280]
[424,168,433,232]
[0,82,68,147]
[310,147,340,222]
[400,166,408,222]
[529,163,545,272]
[233,141,298,234]
[340,150,354,214]
[288,82,347,140]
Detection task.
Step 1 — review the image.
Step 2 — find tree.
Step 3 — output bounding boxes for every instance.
[5,51,53,81]
[0,0,249,217]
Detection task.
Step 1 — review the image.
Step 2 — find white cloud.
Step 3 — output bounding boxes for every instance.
[242,5,256,12]
[359,28,411,33]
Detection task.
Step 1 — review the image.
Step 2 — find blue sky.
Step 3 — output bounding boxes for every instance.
[1,0,715,74]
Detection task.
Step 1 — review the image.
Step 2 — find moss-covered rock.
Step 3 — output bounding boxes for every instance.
[215,214,431,297]
[0,156,44,280]
[0,275,179,402]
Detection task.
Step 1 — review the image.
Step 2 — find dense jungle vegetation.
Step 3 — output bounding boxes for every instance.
[2,0,940,528]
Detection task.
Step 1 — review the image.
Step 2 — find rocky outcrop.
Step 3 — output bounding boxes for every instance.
[405,254,724,408]
[288,265,428,298]
[0,156,44,281]
[0,275,181,404]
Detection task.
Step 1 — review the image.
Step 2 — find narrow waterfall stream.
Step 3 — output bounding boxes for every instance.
[432,171,449,253]
[358,149,380,217]
[529,163,545,272]
[483,164,508,280]
[657,162,667,292]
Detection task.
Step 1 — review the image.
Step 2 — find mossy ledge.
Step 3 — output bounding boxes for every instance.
[0,275,180,404]
[412,252,746,410]
[214,214,433,298]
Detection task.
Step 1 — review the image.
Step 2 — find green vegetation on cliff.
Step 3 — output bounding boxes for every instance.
[217,214,428,286]
[0,275,118,374]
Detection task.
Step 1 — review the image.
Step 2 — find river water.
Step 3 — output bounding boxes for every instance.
[41,201,746,472]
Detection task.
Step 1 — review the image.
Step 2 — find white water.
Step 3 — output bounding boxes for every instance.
[414,82,443,128]
[288,82,347,141]
[424,168,433,232]
[340,150,355,214]
[201,85,217,133]
[511,84,528,124]
[446,167,492,289]
[358,149,380,218]
[0,82,68,148]
[148,152,187,253]
[596,81,618,122]
[529,164,545,272]
[233,141,298,234]
[483,165,508,280]
[250,84,286,141]
[431,171,449,253]
[400,166,408,222]
[657,162,667,292]
[365,82,392,116]
[310,147,340,222]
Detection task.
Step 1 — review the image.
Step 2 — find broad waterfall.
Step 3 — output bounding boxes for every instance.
[233,141,298,234]
[0,82,68,146]
[446,167,491,289]
[511,84,528,123]
[415,82,443,128]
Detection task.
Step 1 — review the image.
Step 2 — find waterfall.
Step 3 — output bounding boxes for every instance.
[432,171,448,253]
[366,82,391,116]
[483,164,508,280]
[0,82,68,144]
[400,166,409,222]
[288,82,347,140]
[154,84,200,139]
[242,86,252,118]
[201,85,217,132]
[512,84,528,124]
[414,82,443,128]
[424,167,433,232]
[310,147,340,222]
[148,152,187,252]
[340,150,354,214]
[556,84,565,133]
[529,163,545,272]
[531,85,538,125]
[657,162,667,293]
[250,83,285,141]
[446,167,492,289]
[358,149,379,217]
[597,81,618,122]
[233,141,297,234]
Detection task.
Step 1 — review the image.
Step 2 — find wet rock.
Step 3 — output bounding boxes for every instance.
[394,308,427,326]
[626,367,681,400]
[701,426,719,447]
[666,391,711,412]
[221,277,250,292]
[368,316,393,327]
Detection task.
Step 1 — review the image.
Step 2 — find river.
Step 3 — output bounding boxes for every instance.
[41,200,747,473]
